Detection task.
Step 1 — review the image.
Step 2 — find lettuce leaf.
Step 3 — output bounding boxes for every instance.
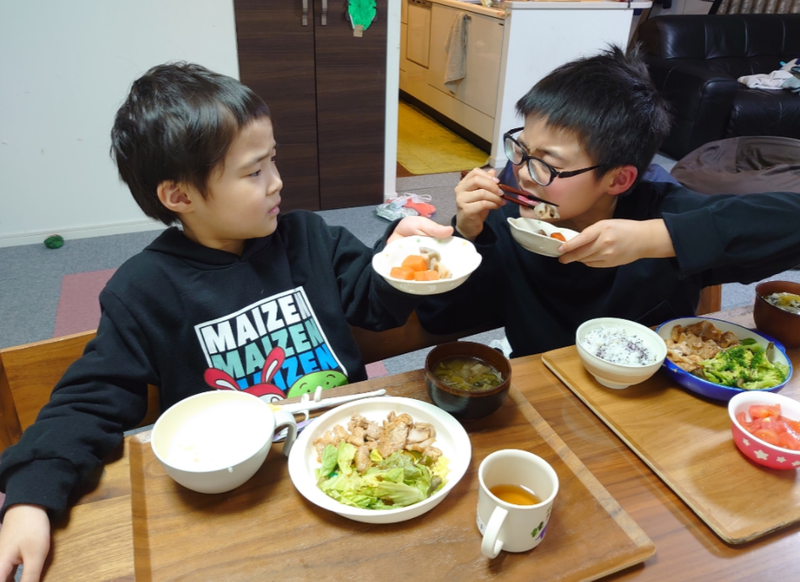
[316,446,448,510]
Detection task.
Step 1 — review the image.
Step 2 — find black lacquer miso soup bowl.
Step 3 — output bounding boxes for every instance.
[425,341,511,421]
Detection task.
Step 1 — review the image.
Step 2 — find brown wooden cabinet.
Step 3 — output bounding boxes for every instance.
[234,0,387,212]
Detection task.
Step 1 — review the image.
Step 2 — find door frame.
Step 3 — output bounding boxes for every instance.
[384,0,401,199]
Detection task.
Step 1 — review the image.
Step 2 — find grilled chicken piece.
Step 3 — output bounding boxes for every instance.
[377,414,411,458]
[405,437,437,453]
[365,420,383,441]
[421,445,443,462]
[354,445,372,473]
[406,422,436,444]
[315,411,443,464]
[347,425,366,446]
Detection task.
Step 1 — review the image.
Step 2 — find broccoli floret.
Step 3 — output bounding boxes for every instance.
[700,341,788,390]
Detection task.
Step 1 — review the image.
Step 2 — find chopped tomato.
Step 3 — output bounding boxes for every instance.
[740,404,800,450]
[777,432,800,451]
[749,404,781,419]
[753,428,779,444]
[761,416,787,434]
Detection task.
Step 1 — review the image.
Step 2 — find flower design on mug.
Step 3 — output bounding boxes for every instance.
[531,506,553,539]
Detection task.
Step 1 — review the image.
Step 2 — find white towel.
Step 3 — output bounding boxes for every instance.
[738,60,798,90]
[444,12,469,93]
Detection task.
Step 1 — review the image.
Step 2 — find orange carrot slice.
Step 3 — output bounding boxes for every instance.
[413,270,440,281]
[401,255,427,272]
[390,266,416,280]
[550,232,566,242]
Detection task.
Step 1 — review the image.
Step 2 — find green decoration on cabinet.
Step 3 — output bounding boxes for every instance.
[347,0,376,33]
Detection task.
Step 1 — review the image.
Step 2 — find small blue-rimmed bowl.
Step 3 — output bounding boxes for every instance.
[655,316,792,402]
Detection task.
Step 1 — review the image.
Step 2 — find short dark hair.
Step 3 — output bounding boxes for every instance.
[111,62,271,225]
[515,45,672,186]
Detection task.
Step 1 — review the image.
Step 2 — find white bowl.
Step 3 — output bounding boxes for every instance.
[372,236,482,295]
[507,217,578,257]
[152,390,293,494]
[288,396,471,523]
[575,317,667,389]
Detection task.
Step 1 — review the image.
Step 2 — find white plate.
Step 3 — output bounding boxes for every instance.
[372,236,481,295]
[287,396,471,524]
[507,217,578,257]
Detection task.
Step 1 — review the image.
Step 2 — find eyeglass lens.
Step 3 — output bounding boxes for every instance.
[503,136,551,186]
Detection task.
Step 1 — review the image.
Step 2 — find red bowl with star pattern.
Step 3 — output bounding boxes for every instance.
[728,391,800,470]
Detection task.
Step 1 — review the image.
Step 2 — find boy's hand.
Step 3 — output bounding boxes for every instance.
[0,504,50,582]
[387,216,454,244]
[558,219,675,268]
[455,168,504,241]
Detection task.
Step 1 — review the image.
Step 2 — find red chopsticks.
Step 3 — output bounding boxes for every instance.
[459,170,558,208]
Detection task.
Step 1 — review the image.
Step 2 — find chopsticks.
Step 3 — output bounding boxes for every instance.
[459,170,559,208]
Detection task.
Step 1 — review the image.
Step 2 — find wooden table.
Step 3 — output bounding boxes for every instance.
[43,306,800,581]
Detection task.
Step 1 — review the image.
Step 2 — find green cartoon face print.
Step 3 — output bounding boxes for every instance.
[287,370,348,398]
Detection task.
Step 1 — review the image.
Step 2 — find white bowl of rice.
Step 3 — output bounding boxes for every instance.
[576,317,667,389]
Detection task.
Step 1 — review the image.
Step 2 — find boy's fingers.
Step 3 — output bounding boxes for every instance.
[20,558,44,582]
[0,562,16,582]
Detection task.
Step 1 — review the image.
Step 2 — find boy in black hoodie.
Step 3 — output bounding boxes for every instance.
[0,62,452,581]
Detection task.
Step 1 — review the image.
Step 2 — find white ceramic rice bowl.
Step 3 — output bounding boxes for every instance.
[576,317,667,389]
[288,396,471,524]
[151,391,280,494]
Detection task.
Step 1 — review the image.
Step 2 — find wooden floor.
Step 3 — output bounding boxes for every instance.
[397,161,413,178]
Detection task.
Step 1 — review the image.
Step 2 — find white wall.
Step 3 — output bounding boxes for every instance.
[0,1,239,247]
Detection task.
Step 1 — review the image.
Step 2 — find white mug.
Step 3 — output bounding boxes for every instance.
[476,449,559,558]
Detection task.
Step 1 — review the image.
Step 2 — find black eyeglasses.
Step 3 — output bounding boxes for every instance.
[503,128,607,187]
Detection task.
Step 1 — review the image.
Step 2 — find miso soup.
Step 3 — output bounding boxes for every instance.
[433,356,503,392]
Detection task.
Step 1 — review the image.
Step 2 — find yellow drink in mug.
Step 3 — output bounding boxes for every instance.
[477,449,559,558]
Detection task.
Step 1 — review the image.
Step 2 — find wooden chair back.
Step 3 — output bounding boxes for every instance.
[696,285,722,316]
[0,314,495,452]
[0,331,160,453]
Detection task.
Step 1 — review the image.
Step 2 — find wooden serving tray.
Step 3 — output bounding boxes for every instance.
[542,344,800,545]
[128,373,654,581]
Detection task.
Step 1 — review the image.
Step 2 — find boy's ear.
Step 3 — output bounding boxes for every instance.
[605,165,638,196]
[157,181,194,214]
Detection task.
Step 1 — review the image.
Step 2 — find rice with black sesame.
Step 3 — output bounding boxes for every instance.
[580,326,658,366]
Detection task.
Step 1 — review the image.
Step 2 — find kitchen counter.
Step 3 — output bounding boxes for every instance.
[398,0,652,165]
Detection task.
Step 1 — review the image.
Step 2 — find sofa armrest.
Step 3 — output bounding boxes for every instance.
[645,57,741,159]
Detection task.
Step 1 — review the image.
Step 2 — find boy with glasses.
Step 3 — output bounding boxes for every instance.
[418,46,800,357]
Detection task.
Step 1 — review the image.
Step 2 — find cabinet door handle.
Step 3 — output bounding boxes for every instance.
[302,0,308,26]
[321,0,327,25]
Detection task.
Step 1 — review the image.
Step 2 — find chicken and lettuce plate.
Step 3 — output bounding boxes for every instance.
[313,411,450,509]
[287,396,471,524]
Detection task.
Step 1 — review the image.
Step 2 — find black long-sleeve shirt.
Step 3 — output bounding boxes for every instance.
[418,182,800,357]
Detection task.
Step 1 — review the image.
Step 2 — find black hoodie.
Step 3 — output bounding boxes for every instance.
[0,210,417,518]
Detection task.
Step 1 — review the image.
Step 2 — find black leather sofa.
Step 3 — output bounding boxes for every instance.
[638,14,800,160]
